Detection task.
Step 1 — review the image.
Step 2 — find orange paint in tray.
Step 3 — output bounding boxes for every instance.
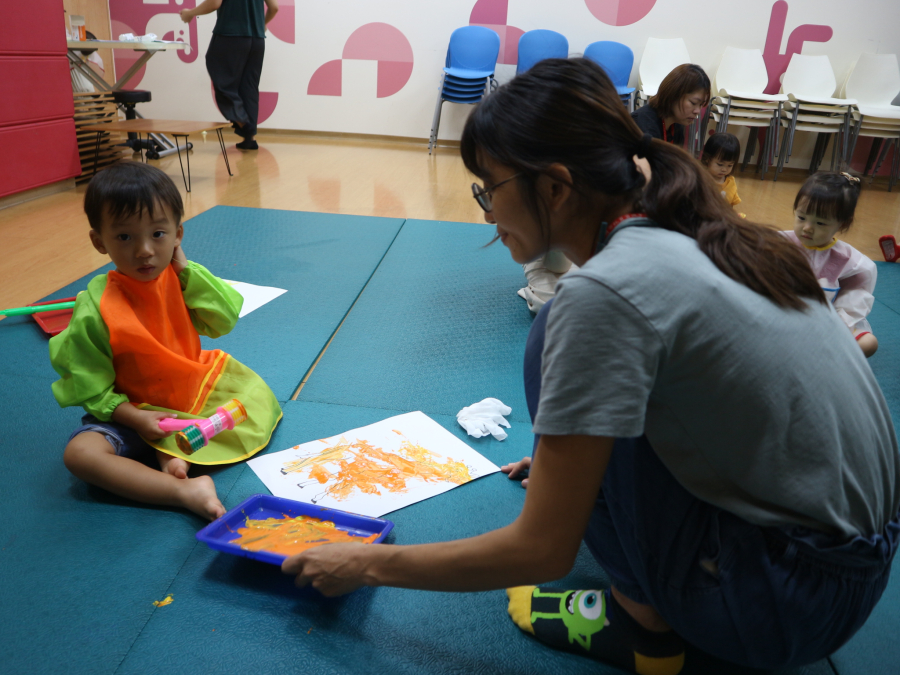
[229,514,378,557]
[196,494,394,565]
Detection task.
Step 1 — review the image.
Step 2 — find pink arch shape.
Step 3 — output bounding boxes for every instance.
[584,0,658,26]
[342,23,413,63]
[308,59,342,96]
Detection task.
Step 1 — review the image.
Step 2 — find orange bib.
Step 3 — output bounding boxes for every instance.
[100,266,228,415]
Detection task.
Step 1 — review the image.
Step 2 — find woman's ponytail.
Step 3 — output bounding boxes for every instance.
[641,142,826,310]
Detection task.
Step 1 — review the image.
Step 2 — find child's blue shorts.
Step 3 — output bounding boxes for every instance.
[67,414,156,461]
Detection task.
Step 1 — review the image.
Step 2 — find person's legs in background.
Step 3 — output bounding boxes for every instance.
[234,37,265,150]
[206,35,253,145]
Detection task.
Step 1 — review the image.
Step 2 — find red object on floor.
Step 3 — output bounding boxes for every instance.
[879,235,898,263]
[29,297,76,336]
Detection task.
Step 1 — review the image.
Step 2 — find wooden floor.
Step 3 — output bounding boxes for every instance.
[2,130,899,313]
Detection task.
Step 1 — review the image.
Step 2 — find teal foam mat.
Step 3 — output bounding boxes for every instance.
[0,371,247,675]
[297,219,535,423]
[2,211,897,674]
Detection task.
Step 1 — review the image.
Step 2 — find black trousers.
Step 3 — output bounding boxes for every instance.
[206,34,265,137]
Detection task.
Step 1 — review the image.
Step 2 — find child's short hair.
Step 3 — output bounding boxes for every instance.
[702,132,741,166]
[793,171,862,230]
[83,162,184,231]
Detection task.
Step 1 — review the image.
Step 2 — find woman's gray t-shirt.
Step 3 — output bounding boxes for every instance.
[533,223,899,539]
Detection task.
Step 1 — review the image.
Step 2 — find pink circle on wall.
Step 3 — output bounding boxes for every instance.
[584,0,657,26]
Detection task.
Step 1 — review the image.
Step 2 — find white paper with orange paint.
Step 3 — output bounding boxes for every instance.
[247,411,500,517]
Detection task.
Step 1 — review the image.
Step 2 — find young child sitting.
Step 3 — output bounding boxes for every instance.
[784,172,878,357]
[701,132,741,208]
[50,162,282,519]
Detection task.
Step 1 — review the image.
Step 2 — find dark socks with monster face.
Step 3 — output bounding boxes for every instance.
[507,586,685,675]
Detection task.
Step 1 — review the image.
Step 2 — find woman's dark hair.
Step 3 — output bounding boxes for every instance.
[702,132,741,167]
[649,64,711,118]
[460,58,825,311]
[793,172,862,232]
[84,161,184,232]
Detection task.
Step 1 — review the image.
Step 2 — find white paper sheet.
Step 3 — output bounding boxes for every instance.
[247,411,501,517]
[223,280,287,318]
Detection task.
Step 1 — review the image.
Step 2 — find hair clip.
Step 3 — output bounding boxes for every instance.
[840,172,860,185]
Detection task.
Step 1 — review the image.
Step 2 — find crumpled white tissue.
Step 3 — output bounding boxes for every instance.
[457,398,512,441]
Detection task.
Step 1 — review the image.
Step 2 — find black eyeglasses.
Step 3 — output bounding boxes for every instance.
[471,173,522,212]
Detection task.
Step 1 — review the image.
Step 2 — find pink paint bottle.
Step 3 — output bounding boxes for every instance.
[158,399,248,455]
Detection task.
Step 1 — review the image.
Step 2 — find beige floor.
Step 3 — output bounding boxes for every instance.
[2,130,899,313]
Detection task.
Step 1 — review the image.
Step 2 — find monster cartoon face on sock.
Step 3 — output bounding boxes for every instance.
[530,588,610,650]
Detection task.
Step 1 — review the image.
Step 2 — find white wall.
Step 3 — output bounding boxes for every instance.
[117,0,900,164]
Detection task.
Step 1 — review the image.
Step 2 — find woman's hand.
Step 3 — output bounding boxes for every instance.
[179,9,193,23]
[282,543,379,597]
[500,456,532,487]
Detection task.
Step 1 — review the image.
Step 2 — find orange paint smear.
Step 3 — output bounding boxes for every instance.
[230,514,378,557]
[280,436,472,503]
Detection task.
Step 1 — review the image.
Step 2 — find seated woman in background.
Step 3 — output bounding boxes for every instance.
[631,63,710,146]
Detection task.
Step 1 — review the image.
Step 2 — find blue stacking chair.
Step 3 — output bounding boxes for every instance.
[516,29,568,75]
[429,26,500,153]
[584,41,636,111]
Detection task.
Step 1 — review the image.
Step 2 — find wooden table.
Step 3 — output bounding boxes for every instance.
[80,119,232,192]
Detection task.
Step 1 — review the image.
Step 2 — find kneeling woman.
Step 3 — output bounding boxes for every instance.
[282,59,899,673]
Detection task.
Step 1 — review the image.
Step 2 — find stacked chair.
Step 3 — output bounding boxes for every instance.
[843,53,900,191]
[707,47,787,180]
[637,37,690,105]
[516,29,568,75]
[585,41,637,111]
[774,54,856,180]
[428,26,500,154]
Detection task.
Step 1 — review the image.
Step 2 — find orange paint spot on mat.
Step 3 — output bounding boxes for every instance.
[153,595,174,607]
[280,437,472,503]
[229,514,378,557]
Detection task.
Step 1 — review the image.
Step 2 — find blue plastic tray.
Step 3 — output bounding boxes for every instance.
[195,494,395,566]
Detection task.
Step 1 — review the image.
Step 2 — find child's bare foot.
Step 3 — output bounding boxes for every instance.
[157,450,190,479]
[177,475,226,520]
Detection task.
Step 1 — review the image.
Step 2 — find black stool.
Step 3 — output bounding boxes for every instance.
[112,90,161,157]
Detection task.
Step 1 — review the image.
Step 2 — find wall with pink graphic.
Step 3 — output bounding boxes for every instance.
[107,0,900,166]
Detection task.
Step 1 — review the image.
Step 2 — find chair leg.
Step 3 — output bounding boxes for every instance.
[773,103,782,167]
[863,138,894,182]
[840,110,851,169]
[890,139,900,192]
[775,123,791,181]
[866,138,886,177]
[719,98,732,133]
[743,128,758,172]
[700,106,711,147]
[848,114,864,163]
[428,80,445,154]
[830,132,839,172]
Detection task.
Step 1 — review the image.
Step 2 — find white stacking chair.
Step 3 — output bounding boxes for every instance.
[636,38,703,153]
[774,54,856,180]
[637,37,691,103]
[843,53,900,190]
[708,47,788,179]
